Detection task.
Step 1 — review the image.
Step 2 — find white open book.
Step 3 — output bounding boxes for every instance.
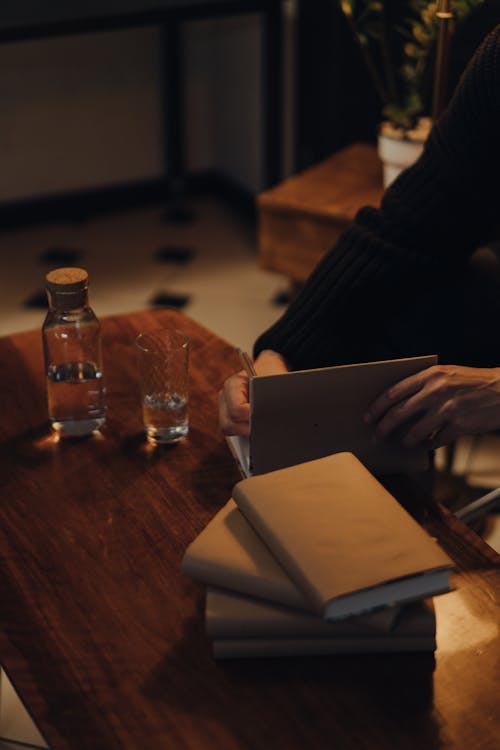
[227,354,436,477]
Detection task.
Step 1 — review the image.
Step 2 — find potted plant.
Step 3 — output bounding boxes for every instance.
[339,0,483,185]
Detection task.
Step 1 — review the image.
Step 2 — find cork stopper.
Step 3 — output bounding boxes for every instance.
[45,268,89,309]
[46,267,88,292]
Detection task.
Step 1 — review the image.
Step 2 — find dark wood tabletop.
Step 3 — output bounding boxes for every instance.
[0,308,499,750]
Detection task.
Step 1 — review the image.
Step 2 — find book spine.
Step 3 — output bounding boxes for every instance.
[181,555,246,594]
[181,553,308,611]
[212,636,436,659]
[233,488,324,615]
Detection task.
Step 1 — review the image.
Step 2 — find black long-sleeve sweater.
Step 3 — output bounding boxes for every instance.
[254,24,500,370]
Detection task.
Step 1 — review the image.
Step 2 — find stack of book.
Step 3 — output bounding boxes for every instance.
[182,452,453,659]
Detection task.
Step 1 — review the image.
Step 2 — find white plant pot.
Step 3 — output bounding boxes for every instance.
[377,131,425,188]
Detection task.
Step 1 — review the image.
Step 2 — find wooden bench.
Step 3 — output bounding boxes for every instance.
[258,143,384,287]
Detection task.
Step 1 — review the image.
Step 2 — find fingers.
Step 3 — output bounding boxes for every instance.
[365,370,429,425]
[218,351,289,437]
[365,364,488,448]
[365,366,457,446]
[428,424,456,450]
[396,409,444,447]
[367,370,438,441]
[218,372,250,437]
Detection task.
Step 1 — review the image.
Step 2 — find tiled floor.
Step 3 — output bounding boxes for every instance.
[0,194,499,748]
[0,196,286,352]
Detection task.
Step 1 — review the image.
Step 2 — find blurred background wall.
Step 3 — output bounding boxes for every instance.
[0,15,264,202]
[1,0,500,214]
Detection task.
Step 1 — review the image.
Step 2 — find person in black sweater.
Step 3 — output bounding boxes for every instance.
[219,24,500,450]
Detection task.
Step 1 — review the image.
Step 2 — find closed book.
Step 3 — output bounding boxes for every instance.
[182,499,399,633]
[208,589,436,661]
[233,452,453,621]
[206,587,433,640]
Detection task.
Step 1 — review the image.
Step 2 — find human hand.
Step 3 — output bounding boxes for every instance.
[218,349,289,436]
[364,365,500,449]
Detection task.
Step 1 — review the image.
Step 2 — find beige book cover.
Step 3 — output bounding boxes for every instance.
[233,452,453,621]
[181,499,399,632]
[249,354,437,476]
[206,587,434,640]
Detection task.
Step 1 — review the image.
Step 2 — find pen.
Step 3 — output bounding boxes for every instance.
[237,347,257,378]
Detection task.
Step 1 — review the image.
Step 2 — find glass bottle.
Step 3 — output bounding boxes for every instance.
[42,267,105,436]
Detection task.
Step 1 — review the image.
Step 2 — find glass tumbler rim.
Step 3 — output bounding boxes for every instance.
[135,328,190,354]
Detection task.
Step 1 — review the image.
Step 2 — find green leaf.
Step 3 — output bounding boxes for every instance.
[336,0,483,129]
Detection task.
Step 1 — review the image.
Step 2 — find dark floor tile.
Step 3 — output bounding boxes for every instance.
[39,246,83,265]
[23,290,48,309]
[161,205,196,224]
[154,245,196,264]
[149,291,191,309]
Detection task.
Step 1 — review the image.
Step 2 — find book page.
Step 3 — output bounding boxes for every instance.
[249,354,437,475]
[225,436,250,478]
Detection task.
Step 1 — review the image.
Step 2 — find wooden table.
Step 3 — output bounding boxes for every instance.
[0,308,499,750]
[258,143,384,286]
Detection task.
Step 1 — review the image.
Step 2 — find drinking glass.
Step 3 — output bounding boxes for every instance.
[135,329,189,444]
